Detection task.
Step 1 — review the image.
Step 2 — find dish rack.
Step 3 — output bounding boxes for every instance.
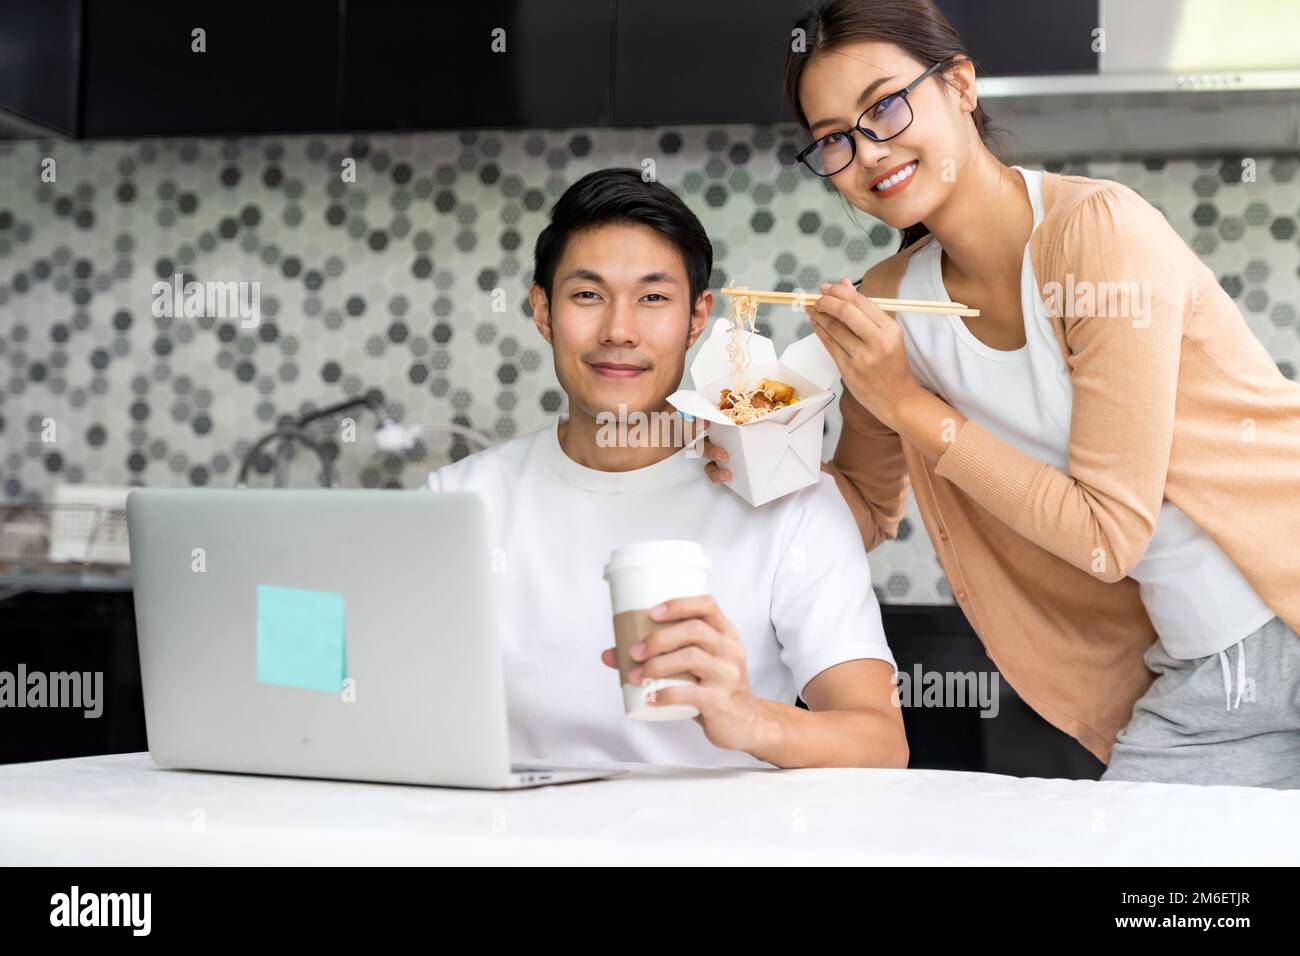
[0,507,50,563]
[45,485,132,566]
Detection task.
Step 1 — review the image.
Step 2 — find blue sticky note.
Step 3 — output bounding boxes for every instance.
[256,584,346,693]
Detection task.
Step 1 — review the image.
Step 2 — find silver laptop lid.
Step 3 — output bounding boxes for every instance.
[127,488,513,789]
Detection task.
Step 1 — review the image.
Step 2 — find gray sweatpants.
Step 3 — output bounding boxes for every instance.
[1102,616,1300,789]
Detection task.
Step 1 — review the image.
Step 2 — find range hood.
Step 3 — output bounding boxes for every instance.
[978,0,1300,157]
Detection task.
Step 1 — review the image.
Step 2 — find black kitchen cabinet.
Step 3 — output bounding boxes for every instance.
[81,0,339,137]
[934,0,1100,77]
[610,0,1100,127]
[0,589,146,765]
[0,0,80,135]
[882,606,1103,778]
[339,0,615,132]
[612,0,806,126]
[0,0,1102,138]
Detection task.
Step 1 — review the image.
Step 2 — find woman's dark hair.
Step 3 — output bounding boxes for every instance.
[783,0,1003,250]
[532,167,713,307]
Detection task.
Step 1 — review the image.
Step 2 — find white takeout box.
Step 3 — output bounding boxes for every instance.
[668,317,839,506]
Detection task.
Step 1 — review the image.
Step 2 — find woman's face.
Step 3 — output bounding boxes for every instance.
[798,41,976,229]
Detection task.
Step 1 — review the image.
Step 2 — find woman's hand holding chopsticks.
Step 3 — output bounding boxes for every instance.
[809,277,925,432]
[810,277,970,460]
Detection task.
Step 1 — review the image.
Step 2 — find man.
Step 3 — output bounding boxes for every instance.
[426,168,905,769]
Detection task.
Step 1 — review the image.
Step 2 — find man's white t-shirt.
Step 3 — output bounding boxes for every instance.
[425,415,895,769]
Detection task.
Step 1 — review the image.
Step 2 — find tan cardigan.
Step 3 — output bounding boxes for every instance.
[824,171,1300,763]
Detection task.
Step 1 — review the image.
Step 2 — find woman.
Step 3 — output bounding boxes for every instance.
[703,0,1300,787]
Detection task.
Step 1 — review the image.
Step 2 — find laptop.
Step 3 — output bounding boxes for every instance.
[126,488,624,789]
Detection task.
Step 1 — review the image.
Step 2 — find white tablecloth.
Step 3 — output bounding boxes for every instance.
[1,753,1296,865]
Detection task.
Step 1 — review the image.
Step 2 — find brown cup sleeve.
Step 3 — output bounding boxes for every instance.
[612,608,699,687]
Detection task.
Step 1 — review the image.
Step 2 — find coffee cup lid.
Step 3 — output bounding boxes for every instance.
[602,539,711,578]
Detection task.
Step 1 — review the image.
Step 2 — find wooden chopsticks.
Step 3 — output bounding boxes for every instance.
[720,287,979,317]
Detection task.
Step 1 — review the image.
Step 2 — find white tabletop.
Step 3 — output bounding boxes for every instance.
[1,753,1296,865]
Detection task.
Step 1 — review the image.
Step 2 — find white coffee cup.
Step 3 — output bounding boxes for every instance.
[603,540,711,720]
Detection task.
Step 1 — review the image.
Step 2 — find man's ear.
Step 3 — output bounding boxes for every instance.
[529,284,553,344]
[686,288,713,349]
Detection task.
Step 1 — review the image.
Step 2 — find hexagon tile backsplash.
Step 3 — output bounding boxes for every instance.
[1,128,1298,604]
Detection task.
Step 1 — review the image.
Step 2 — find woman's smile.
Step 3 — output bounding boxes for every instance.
[869,159,919,198]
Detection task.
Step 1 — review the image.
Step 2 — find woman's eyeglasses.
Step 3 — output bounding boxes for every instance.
[796,61,947,178]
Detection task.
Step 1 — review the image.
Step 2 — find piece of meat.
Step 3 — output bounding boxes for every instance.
[758,378,796,404]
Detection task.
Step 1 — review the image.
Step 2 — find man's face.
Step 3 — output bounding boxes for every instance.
[530,222,711,420]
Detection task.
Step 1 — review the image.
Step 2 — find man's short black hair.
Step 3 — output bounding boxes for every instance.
[532,168,713,307]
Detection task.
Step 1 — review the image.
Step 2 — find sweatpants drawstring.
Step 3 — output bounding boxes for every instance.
[1217,639,1247,711]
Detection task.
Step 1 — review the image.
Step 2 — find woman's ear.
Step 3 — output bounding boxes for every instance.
[946,55,979,115]
[529,284,553,344]
[686,288,714,348]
